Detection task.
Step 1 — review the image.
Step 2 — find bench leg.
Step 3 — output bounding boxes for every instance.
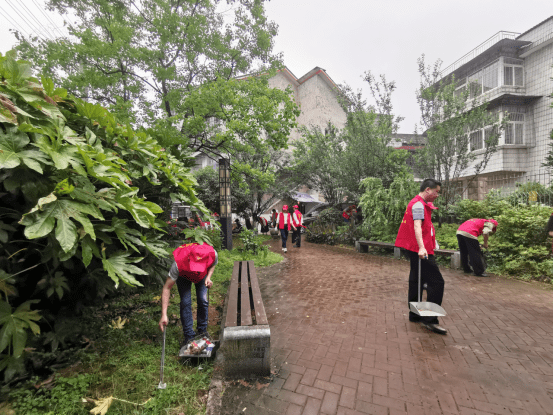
[394,247,401,260]
[451,252,461,269]
[356,241,369,253]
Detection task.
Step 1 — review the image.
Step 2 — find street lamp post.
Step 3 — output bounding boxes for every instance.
[219,158,232,250]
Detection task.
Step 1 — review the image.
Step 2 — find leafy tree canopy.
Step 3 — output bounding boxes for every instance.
[14,0,300,182]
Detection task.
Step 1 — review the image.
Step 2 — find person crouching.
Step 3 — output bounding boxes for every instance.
[158,243,217,350]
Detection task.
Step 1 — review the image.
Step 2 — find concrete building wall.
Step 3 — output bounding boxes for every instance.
[443,18,553,198]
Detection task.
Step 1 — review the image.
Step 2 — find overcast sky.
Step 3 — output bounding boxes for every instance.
[1,0,551,133]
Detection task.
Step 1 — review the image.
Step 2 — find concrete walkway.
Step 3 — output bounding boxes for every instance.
[220,240,553,415]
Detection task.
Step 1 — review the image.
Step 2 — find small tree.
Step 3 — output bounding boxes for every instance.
[289,124,347,207]
[414,55,507,220]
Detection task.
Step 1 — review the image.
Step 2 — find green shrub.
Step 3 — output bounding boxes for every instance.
[0,52,206,380]
[10,374,90,415]
[315,207,343,227]
[358,173,418,242]
[237,229,268,259]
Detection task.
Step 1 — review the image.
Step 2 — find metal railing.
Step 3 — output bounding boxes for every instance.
[471,171,553,205]
[440,31,521,80]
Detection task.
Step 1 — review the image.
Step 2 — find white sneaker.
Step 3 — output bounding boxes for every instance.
[284,248,287,253]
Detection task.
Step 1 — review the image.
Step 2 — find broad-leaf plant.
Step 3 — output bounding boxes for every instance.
[0,51,206,380]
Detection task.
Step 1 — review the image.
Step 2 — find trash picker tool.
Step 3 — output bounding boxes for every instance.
[409,257,447,317]
[158,326,167,389]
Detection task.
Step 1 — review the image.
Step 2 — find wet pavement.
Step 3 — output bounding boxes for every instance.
[220,239,553,415]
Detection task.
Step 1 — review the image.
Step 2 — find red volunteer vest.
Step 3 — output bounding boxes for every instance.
[457,219,496,237]
[278,212,291,230]
[173,243,216,283]
[395,195,437,255]
[259,217,268,226]
[292,211,303,227]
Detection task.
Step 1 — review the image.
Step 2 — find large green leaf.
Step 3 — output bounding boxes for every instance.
[21,193,104,252]
[0,300,41,358]
[0,127,50,173]
[101,252,147,288]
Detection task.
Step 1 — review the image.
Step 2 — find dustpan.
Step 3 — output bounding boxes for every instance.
[409,257,447,317]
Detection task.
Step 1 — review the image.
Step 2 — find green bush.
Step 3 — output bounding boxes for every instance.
[315,207,343,227]
[0,52,206,380]
[237,229,268,258]
[453,190,510,223]
[305,224,363,246]
[11,374,90,415]
[358,173,419,242]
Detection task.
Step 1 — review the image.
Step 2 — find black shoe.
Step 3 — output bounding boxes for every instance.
[293,245,300,248]
[475,273,488,277]
[421,323,447,335]
[409,313,421,322]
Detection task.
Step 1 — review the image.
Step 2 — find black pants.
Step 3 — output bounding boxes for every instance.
[406,250,445,324]
[457,234,485,275]
[291,229,301,247]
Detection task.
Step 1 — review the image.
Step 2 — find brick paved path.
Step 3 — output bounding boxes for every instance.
[220,240,553,415]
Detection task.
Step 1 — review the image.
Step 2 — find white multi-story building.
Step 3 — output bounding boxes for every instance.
[436,16,553,199]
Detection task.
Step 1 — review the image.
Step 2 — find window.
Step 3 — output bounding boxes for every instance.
[482,61,499,92]
[503,58,523,86]
[469,70,483,98]
[484,126,499,148]
[454,77,466,99]
[467,61,499,98]
[470,130,483,151]
[504,113,524,144]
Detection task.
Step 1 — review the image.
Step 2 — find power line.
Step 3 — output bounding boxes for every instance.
[14,0,57,39]
[30,0,66,38]
[4,0,50,41]
[0,7,32,40]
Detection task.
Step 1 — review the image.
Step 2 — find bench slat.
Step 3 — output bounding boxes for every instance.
[240,262,253,326]
[435,249,456,255]
[248,260,268,325]
[225,261,240,327]
[358,240,395,248]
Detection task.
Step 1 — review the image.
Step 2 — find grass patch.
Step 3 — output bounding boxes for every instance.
[7,236,282,415]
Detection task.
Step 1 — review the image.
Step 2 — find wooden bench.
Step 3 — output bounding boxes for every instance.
[355,240,460,269]
[219,260,270,377]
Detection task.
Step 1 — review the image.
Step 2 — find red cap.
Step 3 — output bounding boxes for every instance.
[293,205,299,208]
[282,205,288,211]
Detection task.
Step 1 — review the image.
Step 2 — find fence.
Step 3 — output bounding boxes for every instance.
[461,171,553,206]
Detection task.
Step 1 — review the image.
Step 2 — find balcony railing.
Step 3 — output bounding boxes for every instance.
[440,31,521,79]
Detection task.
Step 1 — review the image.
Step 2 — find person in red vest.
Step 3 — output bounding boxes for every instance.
[395,178,446,335]
[277,205,296,253]
[256,215,270,234]
[456,219,498,277]
[158,243,218,348]
[291,204,304,248]
[342,205,357,223]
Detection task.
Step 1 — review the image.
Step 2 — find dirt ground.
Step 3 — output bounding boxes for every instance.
[219,238,553,415]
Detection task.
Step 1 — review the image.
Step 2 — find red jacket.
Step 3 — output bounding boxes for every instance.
[278,212,292,230]
[395,195,438,255]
